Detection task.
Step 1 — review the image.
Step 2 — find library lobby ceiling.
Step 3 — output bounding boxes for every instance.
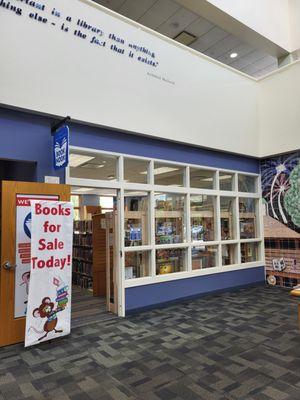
[94,0,278,78]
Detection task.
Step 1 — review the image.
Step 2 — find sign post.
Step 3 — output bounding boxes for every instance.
[25,201,73,347]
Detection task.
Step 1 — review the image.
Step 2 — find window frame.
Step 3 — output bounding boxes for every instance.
[67,146,264,301]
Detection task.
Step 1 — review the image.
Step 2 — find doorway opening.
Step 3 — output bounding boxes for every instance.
[70,186,119,327]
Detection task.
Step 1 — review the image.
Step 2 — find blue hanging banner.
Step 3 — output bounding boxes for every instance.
[53,125,69,170]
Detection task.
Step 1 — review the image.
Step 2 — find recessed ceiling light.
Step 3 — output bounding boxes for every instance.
[81,163,105,169]
[140,166,179,175]
[154,167,179,175]
[193,176,213,181]
[69,154,95,167]
[230,52,238,59]
[73,187,95,193]
[219,175,232,180]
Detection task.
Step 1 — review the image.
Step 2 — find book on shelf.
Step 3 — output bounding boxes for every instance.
[73,232,92,246]
[72,274,93,289]
[73,219,93,289]
[73,246,93,262]
[73,258,92,276]
[74,220,92,233]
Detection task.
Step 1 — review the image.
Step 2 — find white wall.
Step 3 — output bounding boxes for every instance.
[289,0,300,52]
[0,0,259,156]
[206,0,292,51]
[258,61,300,157]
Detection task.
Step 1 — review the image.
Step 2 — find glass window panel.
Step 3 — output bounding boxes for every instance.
[222,244,238,265]
[241,242,259,263]
[156,248,186,275]
[190,195,216,241]
[71,195,80,207]
[219,172,235,191]
[239,198,257,239]
[154,162,184,187]
[190,168,215,189]
[124,191,149,247]
[238,174,257,193]
[220,197,237,240]
[100,197,113,209]
[124,158,149,184]
[192,245,218,270]
[155,193,185,244]
[125,251,151,279]
[73,209,80,221]
[69,150,118,181]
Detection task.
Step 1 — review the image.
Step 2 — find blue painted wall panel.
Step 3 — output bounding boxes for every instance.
[0,107,259,177]
[70,122,259,173]
[0,108,65,182]
[125,267,265,311]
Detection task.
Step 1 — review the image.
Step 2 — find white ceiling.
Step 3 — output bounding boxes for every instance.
[93,0,278,78]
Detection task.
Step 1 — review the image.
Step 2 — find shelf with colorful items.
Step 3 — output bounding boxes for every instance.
[124,210,148,247]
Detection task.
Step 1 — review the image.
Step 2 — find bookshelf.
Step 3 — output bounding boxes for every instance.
[72,220,93,290]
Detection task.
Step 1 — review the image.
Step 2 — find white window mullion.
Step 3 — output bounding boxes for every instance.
[216,195,222,268]
[215,170,220,191]
[118,155,124,182]
[233,172,238,193]
[235,195,241,265]
[257,174,265,264]
[117,155,125,317]
[186,192,192,272]
[149,160,156,277]
[185,165,190,188]
[150,189,156,277]
[148,159,154,185]
[118,187,125,317]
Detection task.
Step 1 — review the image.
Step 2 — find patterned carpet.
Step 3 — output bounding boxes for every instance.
[0,285,300,400]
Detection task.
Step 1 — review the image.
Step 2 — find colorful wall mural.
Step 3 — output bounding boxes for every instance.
[261,151,300,288]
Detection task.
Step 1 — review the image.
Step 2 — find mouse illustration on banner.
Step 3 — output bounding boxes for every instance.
[28,277,69,341]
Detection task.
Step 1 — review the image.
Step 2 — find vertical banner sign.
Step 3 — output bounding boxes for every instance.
[25,201,73,347]
[15,195,58,318]
[53,125,69,169]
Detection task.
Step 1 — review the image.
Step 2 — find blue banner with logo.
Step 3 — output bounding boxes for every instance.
[53,126,69,170]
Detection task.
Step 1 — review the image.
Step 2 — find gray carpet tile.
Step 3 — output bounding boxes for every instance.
[0,285,300,399]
